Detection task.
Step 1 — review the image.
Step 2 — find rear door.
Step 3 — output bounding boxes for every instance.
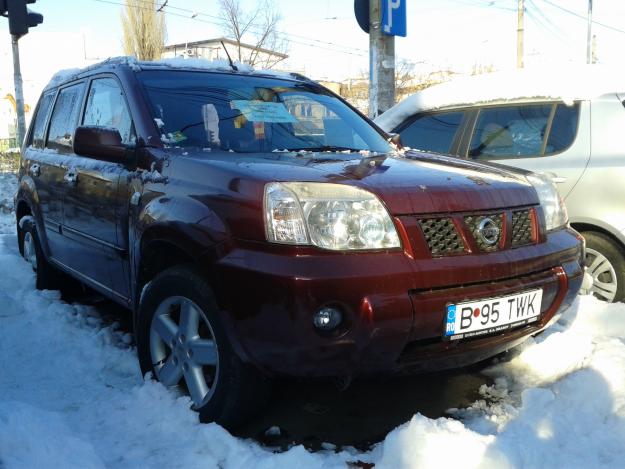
[22,89,56,249]
[29,84,87,258]
[462,102,590,199]
[61,75,134,301]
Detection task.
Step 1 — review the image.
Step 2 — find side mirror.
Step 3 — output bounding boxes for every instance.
[73,126,127,163]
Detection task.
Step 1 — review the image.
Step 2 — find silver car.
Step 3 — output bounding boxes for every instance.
[376,70,624,302]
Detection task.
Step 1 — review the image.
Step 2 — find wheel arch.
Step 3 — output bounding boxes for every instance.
[571,221,625,252]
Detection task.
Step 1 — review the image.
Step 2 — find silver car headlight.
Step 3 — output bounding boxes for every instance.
[527,174,568,231]
[264,182,401,250]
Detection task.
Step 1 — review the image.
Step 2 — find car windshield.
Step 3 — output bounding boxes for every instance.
[138,70,391,154]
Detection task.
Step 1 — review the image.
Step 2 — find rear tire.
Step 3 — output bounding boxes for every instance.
[136,266,270,429]
[582,231,625,303]
[19,218,63,291]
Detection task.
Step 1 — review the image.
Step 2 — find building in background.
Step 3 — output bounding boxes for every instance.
[163,37,288,68]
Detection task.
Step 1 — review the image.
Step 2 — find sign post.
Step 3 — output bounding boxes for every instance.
[356,0,406,119]
[2,0,44,147]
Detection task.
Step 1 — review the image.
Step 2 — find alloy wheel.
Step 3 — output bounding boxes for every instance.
[586,247,618,302]
[23,231,37,271]
[150,296,220,408]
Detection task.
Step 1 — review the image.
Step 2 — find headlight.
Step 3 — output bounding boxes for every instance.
[264,182,401,250]
[527,174,568,231]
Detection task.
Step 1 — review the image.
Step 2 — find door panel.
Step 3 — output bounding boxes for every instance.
[60,76,134,300]
[62,159,129,298]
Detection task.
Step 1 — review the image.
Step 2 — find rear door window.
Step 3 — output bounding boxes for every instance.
[545,103,580,154]
[469,104,552,159]
[397,111,464,154]
[83,77,134,144]
[47,83,85,153]
[31,91,55,148]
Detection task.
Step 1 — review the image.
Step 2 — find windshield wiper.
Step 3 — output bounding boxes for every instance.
[284,146,364,153]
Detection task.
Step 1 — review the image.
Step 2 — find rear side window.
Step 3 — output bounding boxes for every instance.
[469,104,552,159]
[398,111,464,154]
[47,83,85,153]
[31,91,55,148]
[546,103,579,154]
[83,78,134,144]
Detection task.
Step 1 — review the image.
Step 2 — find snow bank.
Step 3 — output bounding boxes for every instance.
[1,172,625,468]
[375,64,625,132]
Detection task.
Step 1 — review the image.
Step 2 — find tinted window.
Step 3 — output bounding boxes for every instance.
[138,71,391,154]
[469,104,552,159]
[83,78,134,144]
[31,91,55,148]
[47,83,85,152]
[398,111,464,154]
[546,103,579,154]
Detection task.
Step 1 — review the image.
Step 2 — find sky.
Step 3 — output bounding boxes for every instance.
[1,0,625,118]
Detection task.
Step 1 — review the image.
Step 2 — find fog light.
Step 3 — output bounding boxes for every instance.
[313,307,342,330]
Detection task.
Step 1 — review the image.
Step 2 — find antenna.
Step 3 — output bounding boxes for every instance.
[220,41,238,71]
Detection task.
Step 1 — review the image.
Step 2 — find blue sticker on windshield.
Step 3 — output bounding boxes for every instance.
[231,100,297,123]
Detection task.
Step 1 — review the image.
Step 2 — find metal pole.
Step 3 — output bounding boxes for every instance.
[517,0,524,68]
[586,0,593,64]
[369,0,395,119]
[11,35,26,148]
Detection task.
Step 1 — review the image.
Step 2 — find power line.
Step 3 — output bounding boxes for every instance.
[526,0,567,41]
[95,0,367,56]
[540,0,625,35]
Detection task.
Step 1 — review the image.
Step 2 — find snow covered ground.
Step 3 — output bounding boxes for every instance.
[1,170,625,468]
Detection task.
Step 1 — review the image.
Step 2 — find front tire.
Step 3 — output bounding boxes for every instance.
[136,266,269,429]
[582,231,625,303]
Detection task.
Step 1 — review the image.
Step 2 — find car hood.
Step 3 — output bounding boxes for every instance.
[179,149,538,215]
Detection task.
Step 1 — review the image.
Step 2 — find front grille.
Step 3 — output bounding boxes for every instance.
[419,218,465,256]
[464,213,504,252]
[415,207,537,257]
[512,210,533,246]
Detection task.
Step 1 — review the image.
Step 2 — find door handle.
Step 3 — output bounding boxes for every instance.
[29,164,40,177]
[64,168,78,185]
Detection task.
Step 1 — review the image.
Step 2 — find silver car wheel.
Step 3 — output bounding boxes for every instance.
[150,296,219,409]
[586,247,618,302]
[23,231,37,271]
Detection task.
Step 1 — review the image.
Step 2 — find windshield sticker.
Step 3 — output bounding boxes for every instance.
[202,104,220,145]
[161,131,188,144]
[231,100,297,123]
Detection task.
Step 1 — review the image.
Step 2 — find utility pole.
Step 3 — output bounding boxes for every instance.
[2,0,44,148]
[11,34,26,146]
[517,0,524,68]
[368,0,395,119]
[586,0,593,64]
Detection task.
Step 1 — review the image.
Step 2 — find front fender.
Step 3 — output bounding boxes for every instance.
[137,194,231,256]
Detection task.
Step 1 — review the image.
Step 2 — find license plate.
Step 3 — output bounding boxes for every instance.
[444,289,543,340]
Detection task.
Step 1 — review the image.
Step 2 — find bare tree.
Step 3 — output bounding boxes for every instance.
[121,0,167,61]
[218,0,288,69]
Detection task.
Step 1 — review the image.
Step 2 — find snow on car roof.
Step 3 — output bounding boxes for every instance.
[45,56,303,90]
[375,64,625,132]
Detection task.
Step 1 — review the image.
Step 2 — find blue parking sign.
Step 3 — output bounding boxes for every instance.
[382,0,406,37]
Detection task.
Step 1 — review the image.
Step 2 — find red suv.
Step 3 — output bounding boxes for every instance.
[15,58,584,428]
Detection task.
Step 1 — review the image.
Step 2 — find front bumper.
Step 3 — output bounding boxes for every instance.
[212,228,584,378]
